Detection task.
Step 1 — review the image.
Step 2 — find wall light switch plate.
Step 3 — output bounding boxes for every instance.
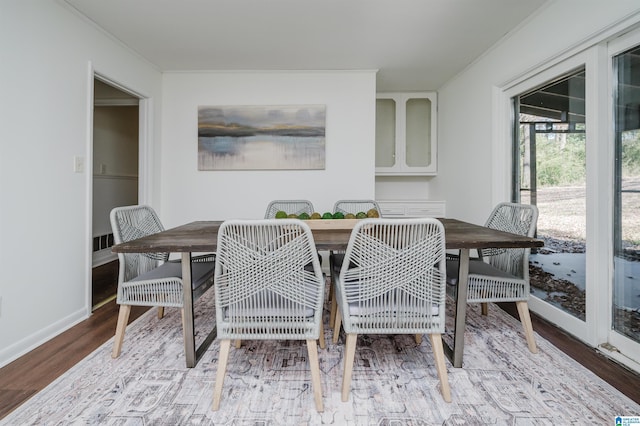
[74,156,85,173]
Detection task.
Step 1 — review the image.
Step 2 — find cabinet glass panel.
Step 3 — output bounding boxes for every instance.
[405,98,431,167]
[376,98,396,167]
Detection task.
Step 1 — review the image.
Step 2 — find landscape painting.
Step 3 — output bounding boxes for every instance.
[198,105,326,170]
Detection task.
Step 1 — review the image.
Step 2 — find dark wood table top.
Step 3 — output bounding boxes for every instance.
[112,218,544,253]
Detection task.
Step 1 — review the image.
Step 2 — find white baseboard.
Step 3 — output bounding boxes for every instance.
[0,308,88,368]
[93,249,117,268]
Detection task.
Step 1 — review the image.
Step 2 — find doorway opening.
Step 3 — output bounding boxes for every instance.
[91,78,140,310]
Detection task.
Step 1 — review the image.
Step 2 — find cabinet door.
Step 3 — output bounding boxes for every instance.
[376,92,437,175]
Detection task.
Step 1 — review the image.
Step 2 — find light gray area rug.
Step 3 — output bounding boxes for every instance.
[3,287,639,425]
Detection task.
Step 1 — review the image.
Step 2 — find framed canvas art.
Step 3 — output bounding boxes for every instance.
[198,105,326,170]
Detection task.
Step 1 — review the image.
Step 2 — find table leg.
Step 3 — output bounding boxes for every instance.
[442,248,470,368]
[452,248,470,367]
[182,252,196,368]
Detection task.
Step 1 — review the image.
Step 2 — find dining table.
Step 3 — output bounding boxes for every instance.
[111,218,543,368]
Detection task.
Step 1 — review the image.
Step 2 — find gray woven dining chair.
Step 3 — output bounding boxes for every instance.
[211,219,326,412]
[446,202,539,353]
[332,218,451,403]
[264,199,315,218]
[329,199,382,327]
[109,205,215,358]
[332,199,381,217]
[264,198,324,285]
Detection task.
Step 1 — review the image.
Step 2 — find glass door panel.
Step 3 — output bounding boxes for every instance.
[613,47,640,344]
[375,99,396,167]
[514,68,587,321]
[405,98,432,167]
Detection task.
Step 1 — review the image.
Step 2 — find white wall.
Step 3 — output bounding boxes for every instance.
[376,176,435,200]
[92,105,139,237]
[435,0,640,224]
[7,0,638,370]
[0,0,162,367]
[160,71,377,226]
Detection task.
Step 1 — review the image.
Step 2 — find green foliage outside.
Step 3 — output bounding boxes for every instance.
[518,121,640,252]
[621,129,640,177]
[520,128,640,188]
[526,133,586,187]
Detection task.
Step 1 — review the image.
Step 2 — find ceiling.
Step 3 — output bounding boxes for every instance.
[63,0,548,91]
[520,71,586,122]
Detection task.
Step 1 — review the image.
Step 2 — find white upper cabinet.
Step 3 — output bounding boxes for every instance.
[375,92,437,175]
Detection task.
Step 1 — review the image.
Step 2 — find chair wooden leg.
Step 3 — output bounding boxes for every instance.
[341,333,357,402]
[235,339,242,349]
[306,339,324,412]
[415,334,422,345]
[212,339,232,411]
[157,306,164,319]
[112,305,131,358]
[332,308,342,344]
[318,318,326,349]
[481,302,488,316]
[429,334,451,403]
[329,282,337,328]
[516,301,538,353]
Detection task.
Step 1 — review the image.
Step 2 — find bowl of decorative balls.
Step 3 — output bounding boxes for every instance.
[274,208,380,230]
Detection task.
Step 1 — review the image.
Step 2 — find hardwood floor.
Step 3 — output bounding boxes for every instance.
[1,270,639,420]
[0,299,150,420]
[0,261,150,420]
[498,302,640,404]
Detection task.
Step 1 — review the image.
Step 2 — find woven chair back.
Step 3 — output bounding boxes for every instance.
[337,218,446,334]
[214,219,325,340]
[479,202,539,279]
[332,199,381,216]
[110,205,169,282]
[264,200,315,218]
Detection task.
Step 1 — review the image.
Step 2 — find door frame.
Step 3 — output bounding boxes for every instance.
[494,30,640,373]
[498,50,598,345]
[84,62,152,315]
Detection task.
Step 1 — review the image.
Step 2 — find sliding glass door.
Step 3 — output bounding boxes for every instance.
[505,33,640,370]
[509,58,591,345]
[514,69,587,323]
[611,40,640,361]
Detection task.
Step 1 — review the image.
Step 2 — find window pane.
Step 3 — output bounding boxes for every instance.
[613,47,640,343]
